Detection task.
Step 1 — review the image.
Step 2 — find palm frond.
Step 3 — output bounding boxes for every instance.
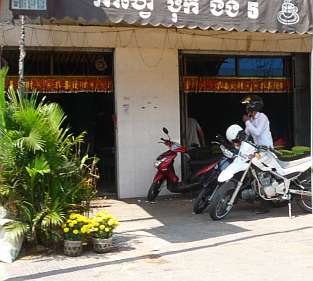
[0,66,9,129]
[41,207,65,229]
[14,107,43,132]
[16,128,45,152]
[31,209,48,240]
[0,183,12,198]
[58,132,86,156]
[6,87,22,112]
[26,155,51,178]
[7,88,39,113]
[57,161,80,178]
[41,103,67,132]
[19,202,34,224]
[0,130,16,168]
[3,220,29,242]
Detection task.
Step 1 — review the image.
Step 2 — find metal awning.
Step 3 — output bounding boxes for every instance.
[6,0,313,34]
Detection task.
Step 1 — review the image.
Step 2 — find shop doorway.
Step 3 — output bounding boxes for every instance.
[180,54,295,159]
[44,93,116,194]
[2,49,117,194]
[187,93,293,146]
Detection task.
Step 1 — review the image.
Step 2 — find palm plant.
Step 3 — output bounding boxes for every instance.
[0,66,8,129]
[0,86,98,246]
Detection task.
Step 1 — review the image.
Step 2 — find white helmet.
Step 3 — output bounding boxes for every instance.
[226,124,244,143]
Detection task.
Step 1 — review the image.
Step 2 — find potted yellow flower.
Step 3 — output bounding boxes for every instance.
[62,213,90,257]
[91,210,119,253]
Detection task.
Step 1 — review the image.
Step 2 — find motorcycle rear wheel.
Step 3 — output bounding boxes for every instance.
[147,181,163,201]
[209,181,235,220]
[192,186,214,214]
[295,171,312,213]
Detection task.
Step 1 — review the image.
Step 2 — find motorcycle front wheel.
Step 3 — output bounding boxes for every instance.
[192,186,215,214]
[295,171,312,213]
[147,181,163,201]
[209,181,235,220]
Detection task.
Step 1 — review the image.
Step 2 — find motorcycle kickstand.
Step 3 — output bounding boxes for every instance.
[288,200,294,219]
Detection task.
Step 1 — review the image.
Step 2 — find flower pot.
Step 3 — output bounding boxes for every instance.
[64,240,83,257]
[92,237,113,253]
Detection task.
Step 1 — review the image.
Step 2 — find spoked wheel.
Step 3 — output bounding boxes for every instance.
[295,171,312,213]
[192,186,214,214]
[209,181,235,220]
[147,181,163,201]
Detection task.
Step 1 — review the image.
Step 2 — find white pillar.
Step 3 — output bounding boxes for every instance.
[114,47,180,198]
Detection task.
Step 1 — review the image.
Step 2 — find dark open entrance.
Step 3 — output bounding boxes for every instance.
[44,93,116,194]
[187,93,293,146]
[180,54,298,163]
[2,49,116,194]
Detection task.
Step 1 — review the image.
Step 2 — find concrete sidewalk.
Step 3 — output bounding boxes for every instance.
[1,197,313,281]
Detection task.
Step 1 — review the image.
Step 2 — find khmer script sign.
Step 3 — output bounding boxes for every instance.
[9,0,313,33]
[90,0,312,32]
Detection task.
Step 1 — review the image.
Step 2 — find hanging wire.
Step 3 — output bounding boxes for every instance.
[2,21,310,70]
[21,25,312,41]
[33,25,42,47]
[11,25,310,69]
[133,29,169,68]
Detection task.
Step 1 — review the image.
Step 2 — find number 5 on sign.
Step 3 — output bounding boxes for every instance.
[248,1,259,19]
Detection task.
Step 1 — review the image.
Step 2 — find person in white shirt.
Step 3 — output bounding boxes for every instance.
[186,117,205,148]
[242,95,273,148]
[241,95,273,214]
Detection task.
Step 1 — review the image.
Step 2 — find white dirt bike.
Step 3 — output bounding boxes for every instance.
[208,130,312,220]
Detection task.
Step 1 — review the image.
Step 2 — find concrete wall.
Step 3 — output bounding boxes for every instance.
[1,25,312,53]
[114,47,180,198]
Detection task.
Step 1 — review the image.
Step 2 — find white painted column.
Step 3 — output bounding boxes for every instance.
[114,47,180,198]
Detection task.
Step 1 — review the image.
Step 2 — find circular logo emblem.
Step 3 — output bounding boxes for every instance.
[277,0,300,25]
[95,58,108,72]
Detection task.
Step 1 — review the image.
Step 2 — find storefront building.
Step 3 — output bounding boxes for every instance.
[0,0,312,198]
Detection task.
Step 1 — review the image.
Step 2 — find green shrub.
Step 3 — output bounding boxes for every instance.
[0,87,99,247]
[0,66,8,129]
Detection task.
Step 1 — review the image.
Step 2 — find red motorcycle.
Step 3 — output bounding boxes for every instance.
[147,128,219,201]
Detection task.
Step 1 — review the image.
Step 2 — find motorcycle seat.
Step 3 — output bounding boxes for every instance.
[273,149,310,161]
[276,153,311,169]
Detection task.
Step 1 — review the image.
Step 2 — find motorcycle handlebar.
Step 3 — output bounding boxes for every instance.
[246,140,270,152]
[211,140,233,151]
[258,145,269,151]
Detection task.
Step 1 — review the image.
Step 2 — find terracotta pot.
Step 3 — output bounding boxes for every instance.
[92,237,113,253]
[64,240,83,257]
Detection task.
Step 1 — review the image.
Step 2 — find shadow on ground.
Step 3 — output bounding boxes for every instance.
[4,195,312,281]
[5,226,312,281]
[105,194,311,244]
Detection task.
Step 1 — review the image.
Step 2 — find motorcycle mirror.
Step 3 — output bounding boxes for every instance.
[162,127,169,135]
[216,134,226,143]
